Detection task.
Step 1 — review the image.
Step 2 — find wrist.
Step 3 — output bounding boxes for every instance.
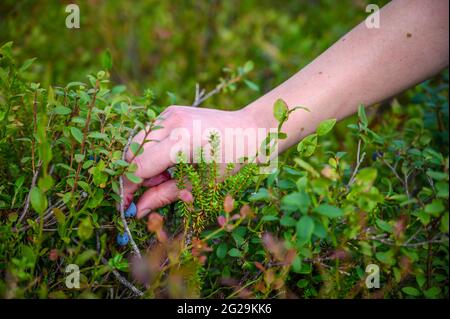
[239,100,278,132]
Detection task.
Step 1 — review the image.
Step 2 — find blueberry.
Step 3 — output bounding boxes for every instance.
[125,202,137,218]
[372,151,384,161]
[116,233,129,246]
[88,155,100,163]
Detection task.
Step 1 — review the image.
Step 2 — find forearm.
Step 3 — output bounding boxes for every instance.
[242,0,449,153]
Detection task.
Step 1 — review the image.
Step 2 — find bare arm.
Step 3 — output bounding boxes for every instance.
[124,0,449,217]
[244,0,449,153]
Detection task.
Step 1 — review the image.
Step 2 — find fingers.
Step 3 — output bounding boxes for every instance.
[122,105,190,211]
[122,114,180,203]
[136,179,179,218]
[142,170,171,187]
[121,170,172,209]
[132,137,178,180]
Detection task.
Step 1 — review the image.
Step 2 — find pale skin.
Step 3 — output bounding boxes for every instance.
[123,0,449,219]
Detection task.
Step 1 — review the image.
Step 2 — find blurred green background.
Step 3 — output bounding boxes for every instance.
[0,0,389,109]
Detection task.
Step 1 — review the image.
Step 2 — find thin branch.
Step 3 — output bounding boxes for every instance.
[403,169,411,199]
[403,226,424,246]
[369,233,448,247]
[347,139,366,187]
[119,125,141,258]
[73,238,143,297]
[192,75,241,107]
[382,158,405,187]
[71,83,99,195]
[102,256,144,297]
[16,160,42,226]
[31,91,38,174]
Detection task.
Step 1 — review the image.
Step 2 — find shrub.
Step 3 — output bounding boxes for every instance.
[0,42,448,299]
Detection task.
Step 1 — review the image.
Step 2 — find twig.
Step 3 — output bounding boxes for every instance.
[31,91,38,174]
[347,139,366,186]
[71,83,99,195]
[126,125,152,165]
[403,226,424,246]
[319,261,351,276]
[103,256,144,297]
[42,225,116,232]
[73,238,143,297]
[382,158,405,187]
[16,160,42,226]
[369,233,448,247]
[119,124,141,258]
[403,169,411,199]
[192,75,241,107]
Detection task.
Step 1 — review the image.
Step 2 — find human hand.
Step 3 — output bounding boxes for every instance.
[122,105,269,219]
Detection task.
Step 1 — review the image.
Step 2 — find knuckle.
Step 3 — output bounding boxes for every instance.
[169,109,185,126]
[156,193,172,208]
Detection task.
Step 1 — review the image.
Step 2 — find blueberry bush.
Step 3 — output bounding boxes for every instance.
[0,1,448,299]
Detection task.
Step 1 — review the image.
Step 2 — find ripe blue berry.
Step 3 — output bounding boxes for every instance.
[125,202,137,218]
[88,155,100,162]
[116,233,129,246]
[372,151,384,161]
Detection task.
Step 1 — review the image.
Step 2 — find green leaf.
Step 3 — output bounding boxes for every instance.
[147,108,156,120]
[425,200,445,216]
[125,172,143,184]
[297,134,317,157]
[232,232,245,247]
[249,188,270,201]
[296,215,314,241]
[74,154,85,163]
[273,98,288,123]
[129,142,143,157]
[75,250,97,267]
[30,187,47,214]
[70,127,83,144]
[440,212,449,233]
[358,105,368,126]
[243,60,254,73]
[114,159,129,167]
[19,57,36,72]
[402,286,421,297]
[78,217,94,241]
[244,79,259,91]
[292,255,303,273]
[423,287,441,299]
[38,175,54,192]
[294,158,320,178]
[355,167,377,185]
[316,119,337,136]
[216,243,228,259]
[228,248,242,258]
[261,215,278,222]
[376,250,395,266]
[436,181,449,198]
[313,204,343,218]
[53,208,66,225]
[376,219,394,233]
[92,161,108,187]
[52,105,72,115]
[88,132,108,140]
[282,191,310,214]
[166,91,177,104]
[426,170,448,181]
[280,215,297,227]
[101,49,112,70]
